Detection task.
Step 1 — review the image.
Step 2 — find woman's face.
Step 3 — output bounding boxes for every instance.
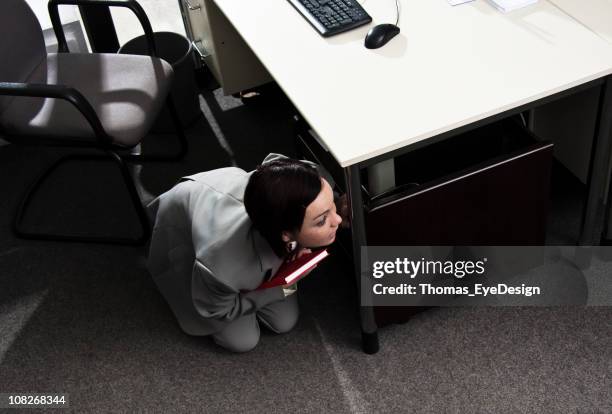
[284,178,343,248]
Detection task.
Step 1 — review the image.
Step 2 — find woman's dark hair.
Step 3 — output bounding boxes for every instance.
[244,158,322,258]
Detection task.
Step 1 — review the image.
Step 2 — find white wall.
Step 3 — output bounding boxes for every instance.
[24,0,185,47]
[110,0,185,46]
[25,0,80,30]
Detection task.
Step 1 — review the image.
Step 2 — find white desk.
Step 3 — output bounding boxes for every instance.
[549,0,612,44]
[215,0,612,166]
[213,0,612,352]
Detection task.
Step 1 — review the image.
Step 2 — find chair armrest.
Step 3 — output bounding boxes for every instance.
[48,0,157,56]
[0,82,111,146]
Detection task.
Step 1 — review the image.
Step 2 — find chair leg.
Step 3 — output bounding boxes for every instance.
[13,151,151,245]
[122,97,189,162]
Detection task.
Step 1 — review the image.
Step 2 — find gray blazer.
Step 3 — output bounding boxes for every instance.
[147,154,291,336]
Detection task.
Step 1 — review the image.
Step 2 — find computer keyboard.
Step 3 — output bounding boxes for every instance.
[287,0,372,37]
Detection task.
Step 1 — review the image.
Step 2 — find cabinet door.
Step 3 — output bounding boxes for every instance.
[365,143,554,246]
[180,0,272,95]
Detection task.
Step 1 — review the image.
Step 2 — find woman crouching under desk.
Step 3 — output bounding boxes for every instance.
[147,154,344,352]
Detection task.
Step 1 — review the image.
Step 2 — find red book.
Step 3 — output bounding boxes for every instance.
[256,249,330,290]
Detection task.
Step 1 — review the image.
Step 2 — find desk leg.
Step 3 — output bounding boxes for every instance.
[578,76,612,265]
[345,165,379,354]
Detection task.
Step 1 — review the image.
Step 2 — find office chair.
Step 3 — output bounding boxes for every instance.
[0,0,188,245]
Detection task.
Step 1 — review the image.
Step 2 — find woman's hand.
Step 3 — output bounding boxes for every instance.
[282,265,317,288]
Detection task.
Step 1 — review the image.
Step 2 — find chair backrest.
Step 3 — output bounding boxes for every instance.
[0,0,47,115]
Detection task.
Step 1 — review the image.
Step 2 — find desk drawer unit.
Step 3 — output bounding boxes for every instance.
[362,119,553,246]
[363,119,553,326]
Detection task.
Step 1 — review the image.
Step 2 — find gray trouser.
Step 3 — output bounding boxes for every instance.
[212,293,299,353]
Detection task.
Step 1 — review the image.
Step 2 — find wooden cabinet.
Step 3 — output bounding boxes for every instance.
[178,0,272,95]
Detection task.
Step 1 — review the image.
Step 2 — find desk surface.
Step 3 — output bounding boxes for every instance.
[216,0,612,167]
[549,0,612,44]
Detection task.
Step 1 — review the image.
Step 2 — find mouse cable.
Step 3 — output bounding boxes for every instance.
[395,0,400,26]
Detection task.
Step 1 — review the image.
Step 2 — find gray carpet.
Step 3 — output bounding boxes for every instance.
[0,85,611,413]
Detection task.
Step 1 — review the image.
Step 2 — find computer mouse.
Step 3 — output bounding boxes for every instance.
[364,24,400,49]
